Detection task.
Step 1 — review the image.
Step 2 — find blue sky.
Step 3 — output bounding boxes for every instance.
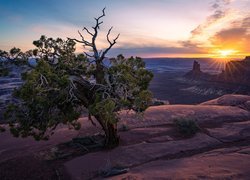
[0,0,250,57]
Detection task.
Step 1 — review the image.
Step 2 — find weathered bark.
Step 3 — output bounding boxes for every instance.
[106,122,119,148]
[95,61,105,84]
[72,76,119,148]
[71,76,93,107]
[95,115,119,148]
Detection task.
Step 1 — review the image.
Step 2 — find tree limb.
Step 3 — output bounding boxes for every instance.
[101,27,120,60]
[69,8,119,62]
[84,52,95,58]
[83,27,94,36]
[91,7,106,60]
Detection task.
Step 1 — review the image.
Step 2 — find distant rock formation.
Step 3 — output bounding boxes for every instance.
[185,61,201,77]
[184,60,209,79]
[185,56,250,87]
[193,60,201,72]
[219,56,250,84]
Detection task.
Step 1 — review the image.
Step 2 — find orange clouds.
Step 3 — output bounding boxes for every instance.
[181,0,250,58]
[210,16,250,56]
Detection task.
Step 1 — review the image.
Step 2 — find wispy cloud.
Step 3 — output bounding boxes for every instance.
[178,0,250,57]
[174,0,232,57]
[210,15,250,53]
[1,0,249,57]
[191,0,232,37]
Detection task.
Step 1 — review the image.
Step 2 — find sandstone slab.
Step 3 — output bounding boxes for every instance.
[201,94,250,107]
[119,127,172,146]
[112,146,250,180]
[120,104,250,128]
[64,133,221,180]
[207,120,250,142]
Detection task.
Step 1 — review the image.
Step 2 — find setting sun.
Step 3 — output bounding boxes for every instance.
[1,0,250,179]
[218,50,237,58]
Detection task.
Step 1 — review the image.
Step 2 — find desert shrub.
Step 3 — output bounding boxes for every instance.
[119,124,130,132]
[174,117,199,136]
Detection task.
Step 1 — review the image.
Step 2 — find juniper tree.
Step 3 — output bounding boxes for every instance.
[4,8,153,148]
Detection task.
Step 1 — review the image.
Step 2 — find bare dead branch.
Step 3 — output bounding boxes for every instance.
[90,8,106,60]
[68,38,84,44]
[83,27,94,36]
[78,30,85,41]
[70,8,119,62]
[84,52,95,58]
[101,29,120,60]
[92,8,106,31]
[106,27,113,44]
[98,50,103,57]
[37,74,49,88]
[95,7,106,23]
[77,31,93,47]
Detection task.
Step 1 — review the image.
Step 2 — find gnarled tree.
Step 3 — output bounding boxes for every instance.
[4,8,153,148]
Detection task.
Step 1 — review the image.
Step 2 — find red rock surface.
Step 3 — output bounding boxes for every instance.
[1,94,250,179]
[112,146,250,180]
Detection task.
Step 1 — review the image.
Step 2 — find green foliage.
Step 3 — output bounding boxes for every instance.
[108,55,153,112]
[9,47,21,57]
[134,90,153,112]
[5,58,83,140]
[90,98,118,124]
[174,117,199,136]
[4,14,153,145]
[0,50,8,58]
[32,36,76,62]
[3,36,89,140]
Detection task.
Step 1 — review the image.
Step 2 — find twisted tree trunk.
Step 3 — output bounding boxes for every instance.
[72,76,119,148]
[95,115,119,148]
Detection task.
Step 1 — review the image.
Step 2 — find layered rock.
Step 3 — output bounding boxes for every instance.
[1,94,250,179]
[63,94,250,179]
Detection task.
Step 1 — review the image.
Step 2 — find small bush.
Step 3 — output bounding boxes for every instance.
[119,124,130,132]
[174,117,199,136]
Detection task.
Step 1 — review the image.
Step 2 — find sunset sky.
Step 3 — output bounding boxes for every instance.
[0,0,249,58]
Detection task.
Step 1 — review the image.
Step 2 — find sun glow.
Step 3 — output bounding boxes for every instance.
[218,49,237,58]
